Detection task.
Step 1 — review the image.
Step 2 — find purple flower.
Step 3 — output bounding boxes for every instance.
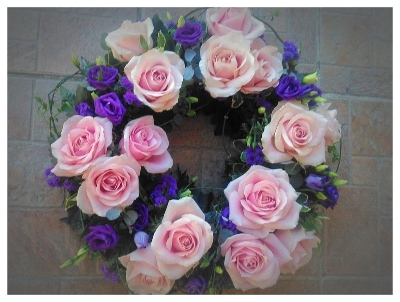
[321,185,339,209]
[74,102,95,117]
[123,91,142,106]
[301,84,322,97]
[119,76,133,90]
[186,275,207,294]
[165,21,176,29]
[173,22,203,47]
[305,174,328,191]
[100,263,119,283]
[245,146,264,165]
[44,167,62,187]
[150,175,178,206]
[62,179,77,191]
[87,65,118,91]
[276,75,305,100]
[219,206,237,234]
[94,92,126,126]
[134,231,149,249]
[131,202,149,231]
[86,224,119,251]
[256,97,273,110]
[283,41,300,63]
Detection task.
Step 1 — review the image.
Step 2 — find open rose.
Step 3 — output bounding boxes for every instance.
[261,101,328,166]
[241,38,283,94]
[224,165,301,238]
[206,7,265,40]
[50,115,113,177]
[275,226,320,274]
[124,49,185,112]
[151,197,214,280]
[315,102,342,146]
[77,154,141,217]
[119,247,175,294]
[199,32,257,98]
[105,18,154,62]
[221,233,290,291]
[119,115,173,174]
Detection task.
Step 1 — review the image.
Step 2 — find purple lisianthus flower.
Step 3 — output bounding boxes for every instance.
[276,75,305,100]
[305,174,329,191]
[86,224,119,251]
[321,185,339,209]
[186,275,207,294]
[219,206,238,234]
[94,92,126,126]
[173,22,203,47]
[283,41,300,63]
[74,102,95,117]
[301,84,322,97]
[131,202,149,231]
[87,65,118,91]
[245,146,264,165]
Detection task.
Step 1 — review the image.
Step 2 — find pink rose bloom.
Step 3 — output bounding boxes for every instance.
[119,115,173,174]
[275,226,320,274]
[77,154,141,216]
[224,165,301,238]
[151,197,214,280]
[316,102,342,146]
[241,38,283,94]
[206,7,265,40]
[50,115,113,177]
[199,32,257,98]
[119,247,175,294]
[261,101,329,166]
[124,49,185,112]
[105,18,154,62]
[221,233,290,291]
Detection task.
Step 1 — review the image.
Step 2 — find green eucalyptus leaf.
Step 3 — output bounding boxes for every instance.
[289,173,304,189]
[284,162,302,175]
[296,193,308,205]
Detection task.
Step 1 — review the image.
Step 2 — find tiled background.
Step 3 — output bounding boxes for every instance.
[7,7,393,294]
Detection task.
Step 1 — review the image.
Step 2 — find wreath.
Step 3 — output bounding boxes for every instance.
[36,7,347,295]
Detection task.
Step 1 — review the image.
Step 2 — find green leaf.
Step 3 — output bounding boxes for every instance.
[139,35,149,52]
[187,109,196,117]
[65,193,77,210]
[59,86,71,100]
[60,245,89,269]
[284,162,302,175]
[157,30,166,51]
[100,32,109,50]
[296,193,308,205]
[301,205,311,212]
[75,85,88,104]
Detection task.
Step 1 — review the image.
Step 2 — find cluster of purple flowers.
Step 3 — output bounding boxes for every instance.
[219,206,238,234]
[244,146,264,165]
[305,173,339,209]
[100,263,119,283]
[282,40,300,63]
[44,167,77,191]
[119,76,143,107]
[150,175,178,206]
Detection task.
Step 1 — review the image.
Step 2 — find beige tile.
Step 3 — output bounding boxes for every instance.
[60,279,126,294]
[352,157,378,186]
[350,101,392,156]
[8,278,60,294]
[8,142,64,207]
[378,158,392,216]
[8,77,33,140]
[141,7,205,22]
[73,7,138,20]
[222,279,318,294]
[323,186,379,275]
[379,217,392,276]
[372,8,393,42]
[253,7,287,33]
[319,66,347,94]
[374,42,393,69]
[347,68,392,98]
[8,8,39,40]
[322,278,381,294]
[8,41,37,73]
[321,8,372,15]
[320,13,372,67]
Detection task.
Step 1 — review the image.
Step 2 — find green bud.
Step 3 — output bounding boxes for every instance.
[177,15,185,28]
[191,176,198,183]
[95,56,106,66]
[302,71,318,84]
[166,12,172,21]
[315,164,329,172]
[326,171,339,177]
[309,91,318,97]
[332,179,348,187]
[215,266,223,274]
[314,96,327,103]
[258,106,266,114]
[91,92,99,100]
[316,192,327,200]
[71,53,80,68]
[187,96,198,103]
[179,189,192,198]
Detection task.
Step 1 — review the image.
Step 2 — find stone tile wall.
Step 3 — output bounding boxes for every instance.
[7,7,393,294]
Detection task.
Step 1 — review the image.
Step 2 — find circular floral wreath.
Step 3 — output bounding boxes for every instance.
[37,7,347,295]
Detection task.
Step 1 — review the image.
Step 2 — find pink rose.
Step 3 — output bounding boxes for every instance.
[124,49,185,112]
[240,38,283,94]
[50,115,113,177]
[199,32,257,98]
[275,226,320,274]
[119,115,173,174]
[151,197,214,280]
[261,101,329,166]
[206,7,265,40]
[221,233,290,291]
[77,154,141,216]
[224,165,302,238]
[316,102,342,146]
[105,18,154,62]
[119,247,175,294]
